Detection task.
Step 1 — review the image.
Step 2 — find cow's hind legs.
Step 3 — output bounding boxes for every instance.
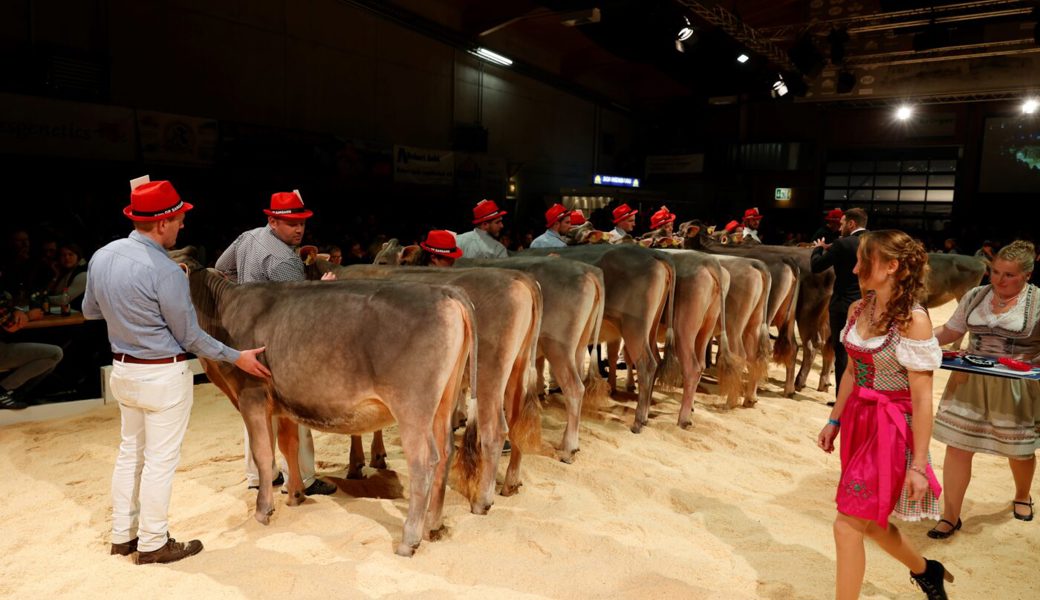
[370,430,388,469]
[347,435,366,479]
[241,389,276,525]
[396,427,437,557]
[276,416,306,506]
[500,447,523,496]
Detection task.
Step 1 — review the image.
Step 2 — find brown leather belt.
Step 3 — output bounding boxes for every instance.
[113,353,189,365]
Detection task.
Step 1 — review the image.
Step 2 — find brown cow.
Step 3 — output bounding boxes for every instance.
[178,259,477,557]
[524,245,676,433]
[317,262,543,499]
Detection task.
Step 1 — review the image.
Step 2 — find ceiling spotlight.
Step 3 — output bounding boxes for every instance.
[737,53,750,64]
[771,75,788,98]
[895,105,913,120]
[470,47,513,67]
[1023,99,1039,114]
[677,16,695,42]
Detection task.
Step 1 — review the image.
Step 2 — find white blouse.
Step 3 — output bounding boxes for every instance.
[841,324,943,372]
[944,286,1027,333]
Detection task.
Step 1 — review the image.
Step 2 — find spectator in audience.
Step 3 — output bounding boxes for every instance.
[326,245,343,265]
[975,240,997,262]
[0,295,63,410]
[942,238,961,254]
[47,243,89,312]
[1,228,51,303]
[344,241,369,265]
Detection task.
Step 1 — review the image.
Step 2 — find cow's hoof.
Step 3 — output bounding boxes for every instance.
[500,482,522,497]
[254,508,273,526]
[630,423,643,434]
[395,542,418,557]
[286,491,305,506]
[558,448,578,464]
[426,525,449,541]
[678,419,693,430]
[370,454,388,470]
[346,465,365,480]
[742,399,758,408]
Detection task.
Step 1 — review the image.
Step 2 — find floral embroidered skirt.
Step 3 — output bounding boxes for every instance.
[934,371,1040,460]
[836,387,942,527]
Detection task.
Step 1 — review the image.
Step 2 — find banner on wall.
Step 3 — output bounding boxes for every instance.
[0,92,135,161]
[137,110,219,165]
[394,145,454,185]
[645,153,705,175]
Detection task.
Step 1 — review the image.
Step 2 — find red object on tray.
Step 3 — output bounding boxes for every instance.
[998,357,1033,372]
[942,351,961,359]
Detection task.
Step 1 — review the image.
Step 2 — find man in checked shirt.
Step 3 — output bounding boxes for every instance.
[216,190,338,496]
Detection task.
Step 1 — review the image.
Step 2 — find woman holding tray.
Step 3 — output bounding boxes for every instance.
[929,240,1040,539]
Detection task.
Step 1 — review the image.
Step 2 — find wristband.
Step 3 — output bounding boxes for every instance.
[827,418,841,427]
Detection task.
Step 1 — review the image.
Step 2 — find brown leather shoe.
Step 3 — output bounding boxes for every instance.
[110,538,138,556]
[136,537,203,565]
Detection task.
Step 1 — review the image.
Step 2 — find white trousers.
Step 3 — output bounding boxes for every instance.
[243,420,317,488]
[108,361,193,552]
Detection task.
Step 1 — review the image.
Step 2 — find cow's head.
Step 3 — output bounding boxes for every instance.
[373,239,403,265]
[168,246,205,272]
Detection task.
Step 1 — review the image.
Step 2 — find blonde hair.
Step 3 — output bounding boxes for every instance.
[857,230,930,333]
[996,240,1036,274]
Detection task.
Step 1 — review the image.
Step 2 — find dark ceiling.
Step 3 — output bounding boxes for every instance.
[383,0,1040,110]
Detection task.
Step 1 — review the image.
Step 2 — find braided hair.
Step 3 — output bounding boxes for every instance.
[857,230,930,334]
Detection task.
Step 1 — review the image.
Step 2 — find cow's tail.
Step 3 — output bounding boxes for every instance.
[655,255,681,389]
[748,261,773,391]
[582,269,611,413]
[450,289,482,502]
[714,265,744,404]
[511,276,544,455]
[771,257,800,366]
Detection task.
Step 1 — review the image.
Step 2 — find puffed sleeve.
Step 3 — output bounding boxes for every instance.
[895,336,942,371]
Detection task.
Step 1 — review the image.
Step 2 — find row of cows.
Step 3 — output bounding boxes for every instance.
[169,233,985,557]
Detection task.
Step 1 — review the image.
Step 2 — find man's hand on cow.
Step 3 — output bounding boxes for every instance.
[235,346,273,379]
[812,237,830,250]
[320,272,337,281]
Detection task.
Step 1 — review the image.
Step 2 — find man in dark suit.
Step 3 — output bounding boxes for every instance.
[810,207,868,405]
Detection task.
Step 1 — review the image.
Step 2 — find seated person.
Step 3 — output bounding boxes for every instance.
[47,243,89,312]
[0,295,63,409]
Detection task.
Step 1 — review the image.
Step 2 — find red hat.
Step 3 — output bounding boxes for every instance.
[123,178,194,222]
[612,203,638,224]
[825,208,843,222]
[544,203,572,228]
[472,199,507,225]
[743,207,761,220]
[650,206,676,230]
[420,230,463,259]
[724,220,740,233]
[264,190,313,220]
[569,209,587,226]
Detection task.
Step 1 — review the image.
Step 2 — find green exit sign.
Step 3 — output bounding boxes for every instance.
[775,187,792,201]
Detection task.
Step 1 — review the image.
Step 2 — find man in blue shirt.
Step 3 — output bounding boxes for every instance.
[457,199,509,258]
[530,204,573,249]
[84,177,270,565]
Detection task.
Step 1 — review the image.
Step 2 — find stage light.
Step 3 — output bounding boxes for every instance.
[771,75,788,98]
[470,47,513,67]
[1024,98,1039,114]
[737,53,750,63]
[677,16,695,42]
[895,105,913,120]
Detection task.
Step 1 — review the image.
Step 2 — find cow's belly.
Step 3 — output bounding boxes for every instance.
[281,397,395,435]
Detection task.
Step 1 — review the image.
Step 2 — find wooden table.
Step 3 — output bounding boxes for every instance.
[21,313,87,330]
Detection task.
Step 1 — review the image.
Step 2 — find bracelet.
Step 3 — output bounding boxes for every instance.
[827,418,841,427]
[908,464,928,477]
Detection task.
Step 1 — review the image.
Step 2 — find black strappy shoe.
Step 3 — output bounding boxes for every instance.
[1013,498,1034,522]
[926,518,962,539]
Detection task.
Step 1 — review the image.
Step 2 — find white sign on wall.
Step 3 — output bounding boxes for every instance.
[0,92,135,161]
[394,145,454,185]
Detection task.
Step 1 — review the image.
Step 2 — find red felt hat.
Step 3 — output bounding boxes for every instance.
[472,199,507,225]
[724,220,740,233]
[612,203,638,224]
[544,203,572,229]
[569,209,587,226]
[420,230,463,259]
[123,180,194,222]
[264,190,313,220]
[743,207,761,220]
[825,208,843,222]
[650,206,676,230]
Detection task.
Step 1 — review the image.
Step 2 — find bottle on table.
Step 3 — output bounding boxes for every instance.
[60,288,71,316]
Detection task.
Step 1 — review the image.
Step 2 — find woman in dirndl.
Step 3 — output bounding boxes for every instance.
[817,230,953,600]
[928,240,1039,539]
